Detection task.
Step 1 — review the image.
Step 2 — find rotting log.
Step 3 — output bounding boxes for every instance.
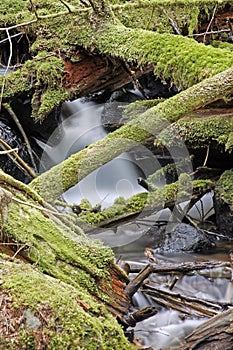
[0,170,136,348]
[180,308,233,350]
[63,51,153,95]
[0,169,162,347]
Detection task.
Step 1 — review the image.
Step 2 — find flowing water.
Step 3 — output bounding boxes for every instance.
[38,98,233,349]
[38,98,146,208]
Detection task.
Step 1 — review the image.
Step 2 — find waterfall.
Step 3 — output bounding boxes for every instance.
[38,98,146,208]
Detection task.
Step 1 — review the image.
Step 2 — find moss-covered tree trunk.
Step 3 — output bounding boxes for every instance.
[29,66,233,202]
[0,170,134,349]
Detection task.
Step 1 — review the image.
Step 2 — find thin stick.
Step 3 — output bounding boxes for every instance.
[0,148,19,155]
[4,103,37,172]
[0,6,90,32]
[0,138,37,178]
[59,0,73,12]
[0,32,23,45]
[203,144,210,167]
[189,29,230,37]
[204,4,218,43]
[163,9,181,35]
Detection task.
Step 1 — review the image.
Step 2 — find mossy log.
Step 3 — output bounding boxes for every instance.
[1,0,233,120]
[0,170,137,349]
[29,67,233,203]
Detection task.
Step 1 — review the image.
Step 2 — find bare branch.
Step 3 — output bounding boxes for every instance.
[204,4,218,43]
[4,103,37,172]
[0,148,19,155]
[0,138,37,178]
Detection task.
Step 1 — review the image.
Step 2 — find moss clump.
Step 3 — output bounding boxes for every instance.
[77,192,148,226]
[155,115,233,152]
[0,259,133,350]
[215,170,233,210]
[77,176,213,227]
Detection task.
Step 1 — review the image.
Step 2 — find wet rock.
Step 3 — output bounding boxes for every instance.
[214,170,233,238]
[152,223,215,253]
[101,73,177,130]
[0,120,34,182]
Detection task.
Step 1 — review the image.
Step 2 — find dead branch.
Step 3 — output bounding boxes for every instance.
[128,260,231,276]
[3,103,37,172]
[203,4,218,43]
[143,284,232,317]
[124,306,158,327]
[0,138,36,178]
[125,264,153,299]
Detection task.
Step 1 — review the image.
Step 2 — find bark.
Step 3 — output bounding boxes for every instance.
[180,308,233,350]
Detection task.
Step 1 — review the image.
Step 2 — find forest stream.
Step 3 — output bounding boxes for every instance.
[1,70,233,349]
[33,97,233,349]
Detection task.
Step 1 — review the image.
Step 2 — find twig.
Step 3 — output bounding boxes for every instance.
[203,144,210,167]
[163,9,181,35]
[0,138,36,178]
[0,32,23,45]
[29,0,39,19]
[11,243,29,260]
[59,0,73,12]
[0,148,18,155]
[3,103,37,172]
[0,6,89,32]
[189,29,230,37]
[204,4,218,43]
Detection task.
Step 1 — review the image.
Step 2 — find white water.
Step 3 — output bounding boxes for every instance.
[38,98,146,208]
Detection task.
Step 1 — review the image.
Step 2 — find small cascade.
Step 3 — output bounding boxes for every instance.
[39,98,146,208]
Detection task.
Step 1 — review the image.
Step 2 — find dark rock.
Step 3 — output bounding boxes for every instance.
[101,73,177,130]
[214,170,233,238]
[152,223,215,253]
[0,120,35,182]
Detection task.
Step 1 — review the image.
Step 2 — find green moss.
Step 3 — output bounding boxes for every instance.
[0,260,133,349]
[96,24,233,90]
[215,170,233,209]
[2,0,233,121]
[77,176,213,227]
[155,115,233,151]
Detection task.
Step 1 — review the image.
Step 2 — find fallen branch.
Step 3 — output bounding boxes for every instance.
[143,284,232,317]
[125,264,153,299]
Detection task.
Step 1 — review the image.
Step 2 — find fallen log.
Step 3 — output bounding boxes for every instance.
[180,308,233,350]
[142,283,231,317]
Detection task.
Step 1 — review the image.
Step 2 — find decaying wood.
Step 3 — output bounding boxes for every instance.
[128,260,231,276]
[124,306,158,327]
[142,283,231,318]
[63,52,153,95]
[125,264,153,299]
[180,308,233,350]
